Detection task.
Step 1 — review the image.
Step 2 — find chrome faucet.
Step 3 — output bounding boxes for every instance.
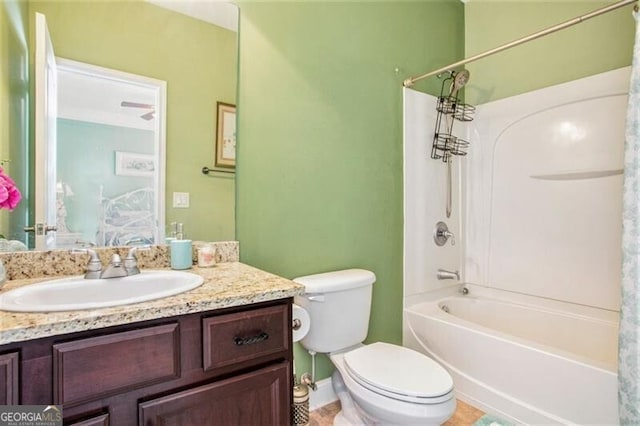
[436,268,460,281]
[100,254,128,279]
[72,245,152,279]
[70,248,102,279]
[124,245,150,276]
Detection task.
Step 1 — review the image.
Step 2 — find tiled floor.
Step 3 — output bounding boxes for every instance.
[309,399,485,426]
[443,400,485,426]
[308,401,341,426]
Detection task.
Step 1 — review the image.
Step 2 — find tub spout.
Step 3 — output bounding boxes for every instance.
[437,268,460,280]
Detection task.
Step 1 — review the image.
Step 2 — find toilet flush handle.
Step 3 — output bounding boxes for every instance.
[306,294,325,302]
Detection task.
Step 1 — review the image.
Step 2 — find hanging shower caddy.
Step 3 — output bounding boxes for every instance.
[431,70,475,162]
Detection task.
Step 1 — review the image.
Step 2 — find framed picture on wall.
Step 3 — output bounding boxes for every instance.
[215,102,236,169]
[115,151,155,177]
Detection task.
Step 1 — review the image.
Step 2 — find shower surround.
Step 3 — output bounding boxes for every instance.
[402,67,628,424]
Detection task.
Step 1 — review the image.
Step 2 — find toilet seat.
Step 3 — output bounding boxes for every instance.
[343,342,453,404]
[331,349,457,425]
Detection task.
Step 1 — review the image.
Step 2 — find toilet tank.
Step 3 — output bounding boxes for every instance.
[294,269,375,354]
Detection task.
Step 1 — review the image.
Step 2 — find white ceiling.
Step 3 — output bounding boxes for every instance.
[57,67,158,131]
[146,0,238,32]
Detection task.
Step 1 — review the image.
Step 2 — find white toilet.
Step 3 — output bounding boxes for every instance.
[294,269,456,425]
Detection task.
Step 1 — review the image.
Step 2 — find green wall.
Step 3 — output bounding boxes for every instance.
[237,1,464,381]
[28,0,237,242]
[465,1,635,105]
[237,0,635,383]
[0,0,29,242]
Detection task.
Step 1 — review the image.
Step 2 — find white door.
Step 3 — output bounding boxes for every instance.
[32,12,58,250]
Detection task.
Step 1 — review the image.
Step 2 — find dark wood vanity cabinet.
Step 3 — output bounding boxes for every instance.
[0,351,19,404]
[0,299,293,426]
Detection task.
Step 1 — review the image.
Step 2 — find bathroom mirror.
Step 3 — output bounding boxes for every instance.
[0,0,239,251]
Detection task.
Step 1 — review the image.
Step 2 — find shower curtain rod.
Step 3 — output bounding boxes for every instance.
[403,0,638,88]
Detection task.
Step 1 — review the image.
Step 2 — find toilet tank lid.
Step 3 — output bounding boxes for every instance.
[293,269,375,293]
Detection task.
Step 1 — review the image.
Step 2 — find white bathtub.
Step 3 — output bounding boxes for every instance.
[403,286,619,425]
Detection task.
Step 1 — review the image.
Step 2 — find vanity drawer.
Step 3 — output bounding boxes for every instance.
[53,323,180,406]
[203,304,289,372]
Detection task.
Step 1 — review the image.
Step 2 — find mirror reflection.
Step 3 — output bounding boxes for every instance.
[0,0,238,251]
[55,59,166,249]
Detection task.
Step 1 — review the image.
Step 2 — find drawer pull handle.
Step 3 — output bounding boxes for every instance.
[234,331,269,346]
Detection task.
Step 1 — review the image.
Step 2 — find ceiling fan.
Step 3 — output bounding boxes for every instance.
[120,101,155,121]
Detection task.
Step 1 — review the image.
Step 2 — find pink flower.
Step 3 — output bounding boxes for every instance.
[0,168,21,211]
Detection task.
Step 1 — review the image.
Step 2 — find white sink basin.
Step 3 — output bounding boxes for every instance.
[0,270,204,312]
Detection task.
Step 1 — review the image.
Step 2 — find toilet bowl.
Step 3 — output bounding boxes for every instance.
[330,342,456,425]
[294,269,456,425]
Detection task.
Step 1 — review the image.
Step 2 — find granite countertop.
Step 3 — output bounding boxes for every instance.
[0,262,304,345]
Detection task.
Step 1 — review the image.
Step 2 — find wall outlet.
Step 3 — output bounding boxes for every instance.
[173,192,190,208]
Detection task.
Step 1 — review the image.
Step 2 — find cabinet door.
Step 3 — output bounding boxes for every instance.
[139,362,290,426]
[0,352,19,404]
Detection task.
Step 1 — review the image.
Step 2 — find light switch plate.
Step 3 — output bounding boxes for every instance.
[173,192,190,208]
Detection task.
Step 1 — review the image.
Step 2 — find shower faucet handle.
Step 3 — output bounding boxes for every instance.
[443,230,455,245]
[434,221,455,246]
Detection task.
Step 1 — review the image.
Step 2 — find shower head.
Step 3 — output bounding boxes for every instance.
[449,69,470,97]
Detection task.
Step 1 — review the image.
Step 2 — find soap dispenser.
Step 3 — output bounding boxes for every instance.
[170,223,192,270]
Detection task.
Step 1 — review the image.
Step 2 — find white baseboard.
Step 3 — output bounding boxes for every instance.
[309,377,338,411]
